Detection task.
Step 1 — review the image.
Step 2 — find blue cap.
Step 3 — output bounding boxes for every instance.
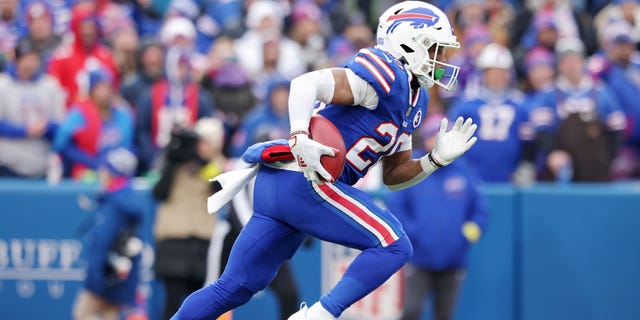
[87,67,113,92]
[524,47,555,73]
[99,148,138,177]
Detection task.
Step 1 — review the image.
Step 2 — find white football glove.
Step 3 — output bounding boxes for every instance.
[289,132,336,184]
[430,117,478,167]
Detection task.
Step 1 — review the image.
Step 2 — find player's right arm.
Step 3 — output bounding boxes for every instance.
[288,68,375,183]
[382,117,477,191]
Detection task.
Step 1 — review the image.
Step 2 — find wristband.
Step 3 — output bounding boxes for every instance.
[289,130,310,138]
[428,152,445,168]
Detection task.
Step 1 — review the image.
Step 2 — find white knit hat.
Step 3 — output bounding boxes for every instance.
[160,16,196,46]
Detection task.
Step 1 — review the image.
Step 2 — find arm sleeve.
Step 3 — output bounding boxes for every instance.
[61,144,99,169]
[52,109,84,152]
[230,119,254,158]
[288,69,336,132]
[119,109,135,150]
[0,121,27,137]
[598,86,627,132]
[134,94,154,173]
[529,93,557,132]
[519,103,537,162]
[197,89,215,118]
[288,67,381,132]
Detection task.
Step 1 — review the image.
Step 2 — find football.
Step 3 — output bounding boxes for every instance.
[309,115,346,182]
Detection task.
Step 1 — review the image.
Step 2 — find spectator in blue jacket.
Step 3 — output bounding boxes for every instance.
[230,78,290,157]
[386,113,489,320]
[596,26,640,178]
[448,43,535,183]
[53,68,134,180]
[530,38,627,181]
[72,147,144,320]
[166,0,243,54]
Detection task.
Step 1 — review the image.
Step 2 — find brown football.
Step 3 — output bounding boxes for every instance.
[309,115,346,182]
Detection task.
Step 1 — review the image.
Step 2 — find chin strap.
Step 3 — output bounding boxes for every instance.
[416,74,434,89]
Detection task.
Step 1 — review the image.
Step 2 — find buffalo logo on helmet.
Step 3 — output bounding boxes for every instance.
[386,7,440,33]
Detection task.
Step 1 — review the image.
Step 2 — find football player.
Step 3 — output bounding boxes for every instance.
[171,2,477,320]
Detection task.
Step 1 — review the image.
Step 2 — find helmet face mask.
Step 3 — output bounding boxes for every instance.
[377,1,461,91]
[410,35,461,91]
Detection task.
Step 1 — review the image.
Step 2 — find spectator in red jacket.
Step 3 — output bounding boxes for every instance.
[47,2,118,108]
[134,48,215,173]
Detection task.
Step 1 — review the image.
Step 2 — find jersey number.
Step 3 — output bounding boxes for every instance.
[346,123,410,172]
[477,105,515,141]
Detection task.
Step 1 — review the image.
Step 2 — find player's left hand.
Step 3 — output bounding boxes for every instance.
[430,117,477,166]
[289,132,336,184]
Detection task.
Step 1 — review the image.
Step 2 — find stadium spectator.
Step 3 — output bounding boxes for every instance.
[110,26,140,86]
[513,0,596,54]
[127,0,165,40]
[0,0,19,65]
[289,1,330,71]
[98,2,136,46]
[446,24,493,100]
[484,0,516,46]
[594,0,640,46]
[151,123,223,320]
[252,33,288,98]
[158,15,211,76]
[230,78,290,157]
[326,12,374,68]
[203,37,256,126]
[588,26,640,178]
[530,38,627,181]
[48,3,119,108]
[386,113,488,320]
[19,0,74,38]
[451,0,514,45]
[512,12,560,75]
[523,47,556,99]
[206,61,256,154]
[234,0,305,80]
[165,0,243,54]
[17,1,61,63]
[450,0,487,31]
[120,41,164,109]
[449,44,535,183]
[53,68,134,180]
[0,41,64,178]
[134,47,214,173]
[72,147,143,320]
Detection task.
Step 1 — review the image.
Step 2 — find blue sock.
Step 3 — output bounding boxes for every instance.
[320,235,413,317]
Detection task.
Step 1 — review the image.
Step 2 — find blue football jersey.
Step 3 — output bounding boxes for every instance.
[318,47,429,186]
[448,90,532,182]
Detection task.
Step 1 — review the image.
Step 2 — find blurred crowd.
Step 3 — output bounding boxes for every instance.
[0,0,640,187]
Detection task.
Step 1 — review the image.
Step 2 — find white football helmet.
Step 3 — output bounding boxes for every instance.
[377,1,460,91]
